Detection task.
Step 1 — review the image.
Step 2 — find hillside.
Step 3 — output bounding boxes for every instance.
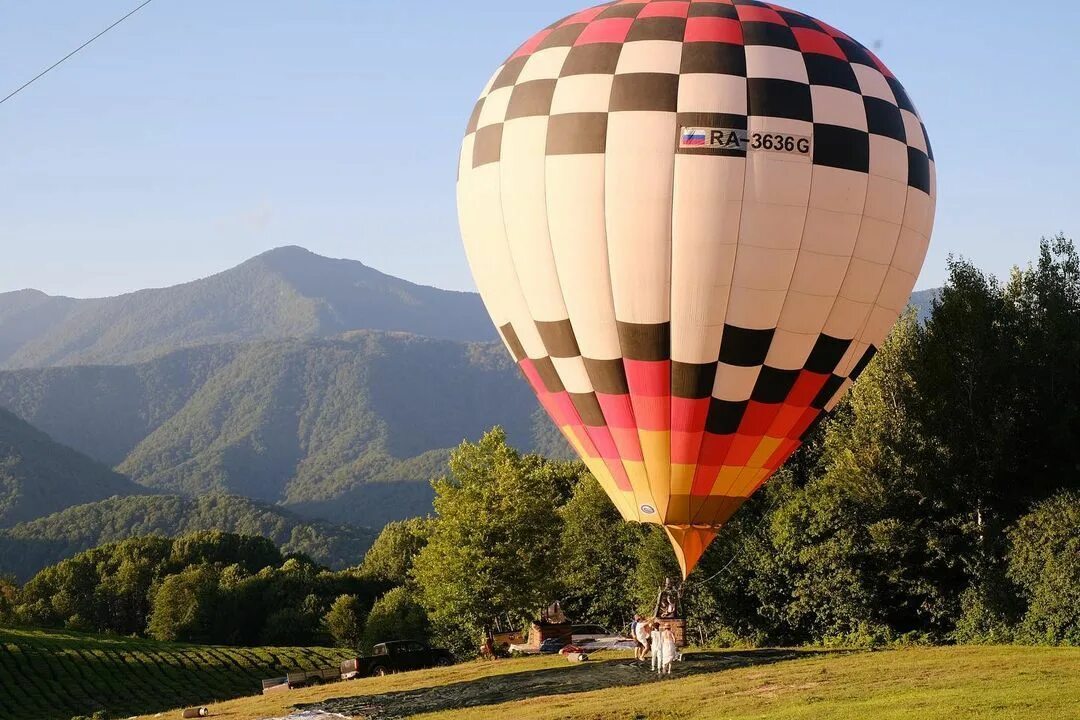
[0,407,143,527]
[0,627,353,720]
[0,246,495,369]
[116,332,556,525]
[0,494,377,581]
[0,332,566,527]
[0,344,241,466]
[909,288,942,322]
[134,646,1079,720]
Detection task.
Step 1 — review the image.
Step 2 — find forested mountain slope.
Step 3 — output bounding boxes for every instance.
[0,407,143,526]
[0,332,567,527]
[0,246,495,369]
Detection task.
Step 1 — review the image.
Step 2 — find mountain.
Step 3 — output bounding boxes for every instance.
[0,344,241,466]
[0,247,934,530]
[0,247,496,369]
[0,407,144,527]
[0,494,377,581]
[909,288,941,323]
[0,332,566,527]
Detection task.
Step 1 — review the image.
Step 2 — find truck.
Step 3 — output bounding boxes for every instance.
[340,640,453,678]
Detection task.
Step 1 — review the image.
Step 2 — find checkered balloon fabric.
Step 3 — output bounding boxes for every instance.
[457,0,935,577]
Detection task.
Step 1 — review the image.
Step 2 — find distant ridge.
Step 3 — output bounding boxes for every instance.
[0,332,568,528]
[0,246,496,369]
[0,406,144,526]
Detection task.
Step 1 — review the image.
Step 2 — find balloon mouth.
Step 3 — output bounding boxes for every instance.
[663,526,720,580]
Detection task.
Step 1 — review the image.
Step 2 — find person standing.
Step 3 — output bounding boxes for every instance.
[650,622,663,673]
[633,615,650,662]
[659,626,678,675]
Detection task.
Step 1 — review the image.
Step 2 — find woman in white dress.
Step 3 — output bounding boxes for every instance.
[659,627,678,675]
[650,622,663,672]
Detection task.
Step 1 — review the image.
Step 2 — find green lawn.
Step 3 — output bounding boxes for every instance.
[0,627,353,720]
[135,645,1078,720]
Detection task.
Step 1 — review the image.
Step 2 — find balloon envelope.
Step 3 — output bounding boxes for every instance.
[457,0,935,577]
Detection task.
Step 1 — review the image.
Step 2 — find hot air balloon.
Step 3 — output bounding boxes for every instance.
[457,0,935,578]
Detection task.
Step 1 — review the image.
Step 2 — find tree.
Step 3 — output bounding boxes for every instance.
[146,564,221,642]
[325,594,366,648]
[358,518,430,584]
[361,586,430,651]
[559,473,644,630]
[412,428,564,656]
[1007,491,1080,645]
[0,574,17,624]
[169,531,282,574]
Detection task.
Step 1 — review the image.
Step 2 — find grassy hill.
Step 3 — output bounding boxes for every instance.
[0,407,143,527]
[0,246,495,369]
[0,627,353,720]
[0,332,568,527]
[131,645,1079,720]
[0,494,377,581]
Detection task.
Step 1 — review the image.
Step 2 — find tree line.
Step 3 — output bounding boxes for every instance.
[0,531,386,647]
[1,237,1077,656]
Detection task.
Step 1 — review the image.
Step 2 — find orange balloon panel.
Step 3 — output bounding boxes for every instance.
[457,0,935,577]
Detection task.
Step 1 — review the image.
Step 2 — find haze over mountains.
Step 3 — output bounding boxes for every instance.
[0,332,557,527]
[0,246,495,369]
[0,406,144,527]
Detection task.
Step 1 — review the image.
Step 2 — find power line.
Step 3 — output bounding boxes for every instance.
[1,0,158,107]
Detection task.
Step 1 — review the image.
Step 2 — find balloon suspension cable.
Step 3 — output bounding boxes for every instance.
[681,510,773,590]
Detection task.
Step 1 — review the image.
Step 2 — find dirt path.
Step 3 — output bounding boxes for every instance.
[301,650,830,720]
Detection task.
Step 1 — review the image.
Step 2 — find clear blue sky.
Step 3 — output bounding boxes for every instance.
[2,0,1078,297]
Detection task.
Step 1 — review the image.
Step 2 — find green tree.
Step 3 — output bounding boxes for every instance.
[358,518,430,584]
[324,594,366,648]
[0,574,17,623]
[146,564,221,642]
[558,473,644,630]
[361,586,430,650]
[412,428,563,656]
[1007,491,1080,645]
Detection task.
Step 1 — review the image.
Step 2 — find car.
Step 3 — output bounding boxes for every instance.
[576,635,638,651]
[340,640,453,678]
[571,624,611,644]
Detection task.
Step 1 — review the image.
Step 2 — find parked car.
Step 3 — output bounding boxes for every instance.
[571,624,611,644]
[340,640,453,678]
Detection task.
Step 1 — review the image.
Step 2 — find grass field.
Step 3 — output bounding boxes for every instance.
[0,627,354,720]
[134,645,1080,720]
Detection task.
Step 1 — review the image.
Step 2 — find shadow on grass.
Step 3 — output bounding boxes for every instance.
[303,649,838,720]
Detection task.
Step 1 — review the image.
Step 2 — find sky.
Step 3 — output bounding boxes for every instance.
[1,0,1078,298]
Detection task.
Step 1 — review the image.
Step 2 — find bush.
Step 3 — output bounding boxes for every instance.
[952,577,1019,645]
[1007,491,1080,645]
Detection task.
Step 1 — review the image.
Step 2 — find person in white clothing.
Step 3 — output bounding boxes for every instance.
[633,615,650,662]
[650,622,663,672]
[659,627,678,675]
